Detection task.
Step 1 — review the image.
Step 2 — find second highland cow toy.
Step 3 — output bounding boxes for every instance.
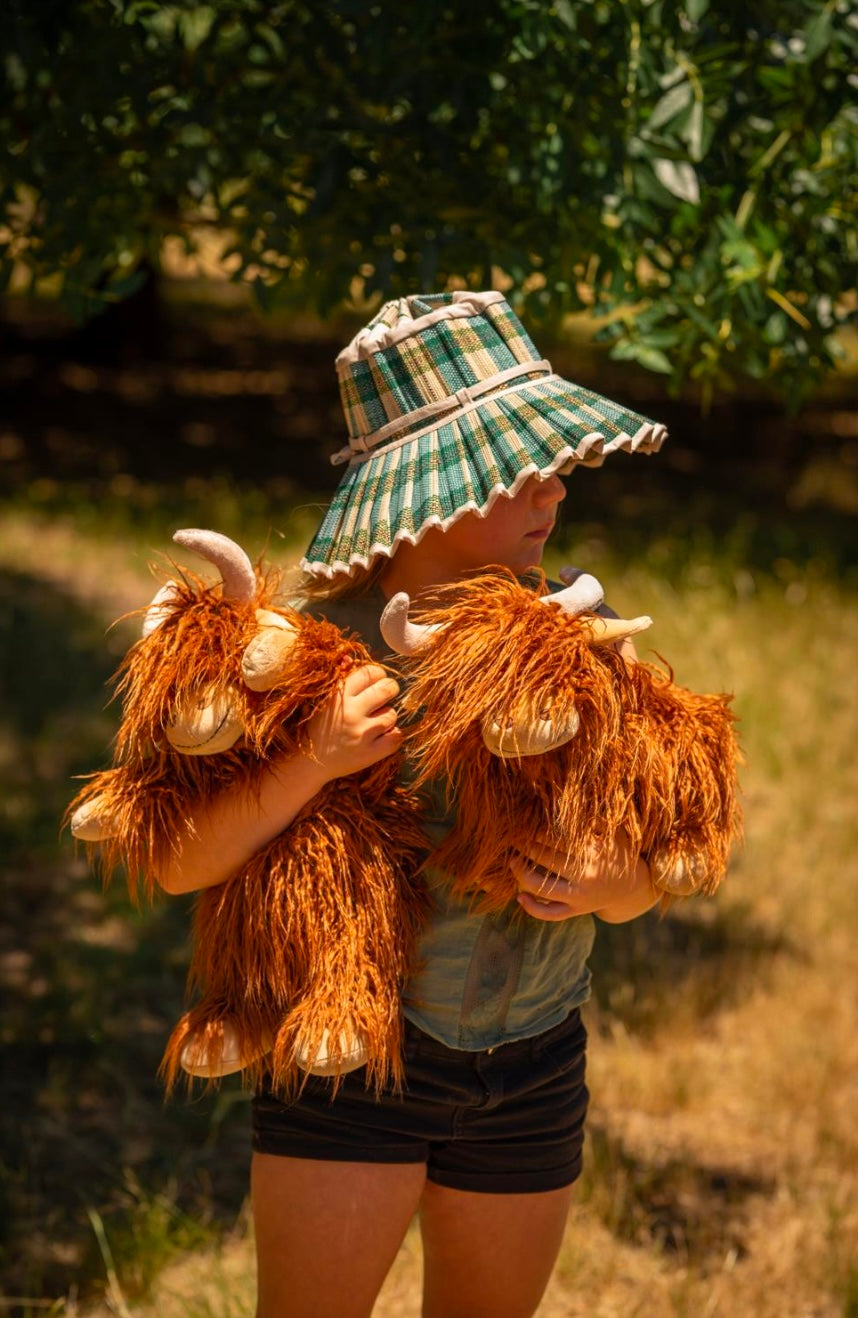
[381,568,741,910]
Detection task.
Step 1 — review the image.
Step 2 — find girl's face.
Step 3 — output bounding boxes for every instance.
[429,472,567,576]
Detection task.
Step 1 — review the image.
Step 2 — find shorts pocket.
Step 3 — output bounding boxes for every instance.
[532,1011,587,1082]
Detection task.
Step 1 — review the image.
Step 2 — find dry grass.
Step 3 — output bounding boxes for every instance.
[2,507,856,1318]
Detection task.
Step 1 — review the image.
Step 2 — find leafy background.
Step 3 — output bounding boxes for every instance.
[3,0,857,406]
[1,1,857,1313]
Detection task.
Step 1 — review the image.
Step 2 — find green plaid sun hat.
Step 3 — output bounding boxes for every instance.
[300,291,667,578]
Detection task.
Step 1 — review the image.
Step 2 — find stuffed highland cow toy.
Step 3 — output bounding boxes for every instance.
[68,529,429,1093]
[380,568,741,908]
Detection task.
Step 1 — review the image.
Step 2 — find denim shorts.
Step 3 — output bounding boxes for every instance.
[251,1008,588,1194]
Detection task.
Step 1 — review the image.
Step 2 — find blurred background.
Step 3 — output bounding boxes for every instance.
[1,3,856,1315]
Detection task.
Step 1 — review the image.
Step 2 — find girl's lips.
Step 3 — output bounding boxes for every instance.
[526,525,554,540]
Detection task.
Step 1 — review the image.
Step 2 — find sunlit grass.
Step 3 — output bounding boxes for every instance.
[1,495,856,1316]
[543,538,858,1318]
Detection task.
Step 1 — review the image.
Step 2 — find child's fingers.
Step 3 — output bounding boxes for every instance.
[347,672,401,718]
[513,862,576,904]
[372,721,404,749]
[514,837,578,878]
[369,704,400,737]
[516,891,577,922]
[342,662,389,693]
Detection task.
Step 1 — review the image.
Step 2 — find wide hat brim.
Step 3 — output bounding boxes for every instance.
[300,374,666,579]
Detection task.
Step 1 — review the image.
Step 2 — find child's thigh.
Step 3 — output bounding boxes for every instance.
[419,1180,575,1318]
[251,1152,426,1318]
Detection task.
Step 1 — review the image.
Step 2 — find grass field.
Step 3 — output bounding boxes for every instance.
[1,459,856,1317]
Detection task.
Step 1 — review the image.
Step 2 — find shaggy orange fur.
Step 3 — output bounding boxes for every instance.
[394,570,742,911]
[68,560,430,1094]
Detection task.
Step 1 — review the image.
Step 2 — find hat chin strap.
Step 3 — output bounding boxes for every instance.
[331,359,556,467]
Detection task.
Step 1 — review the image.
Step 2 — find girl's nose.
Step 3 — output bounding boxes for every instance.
[530,474,566,506]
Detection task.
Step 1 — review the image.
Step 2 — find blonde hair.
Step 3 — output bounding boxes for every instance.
[296,556,389,605]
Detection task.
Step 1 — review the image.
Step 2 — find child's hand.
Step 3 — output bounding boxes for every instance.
[510,829,657,924]
[306,663,403,781]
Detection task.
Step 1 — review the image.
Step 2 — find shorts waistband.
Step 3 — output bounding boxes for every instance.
[404,1009,583,1065]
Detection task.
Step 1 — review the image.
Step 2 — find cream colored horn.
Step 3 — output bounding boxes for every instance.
[172,528,256,603]
[379,592,444,656]
[543,568,605,615]
[576,614,653,646]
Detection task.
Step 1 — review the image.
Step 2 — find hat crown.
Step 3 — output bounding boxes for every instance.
[335,291,544,447]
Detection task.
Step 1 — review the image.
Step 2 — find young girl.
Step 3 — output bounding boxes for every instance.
[157,291,668,1318]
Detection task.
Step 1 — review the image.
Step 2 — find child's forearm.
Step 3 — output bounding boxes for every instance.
[156,752,330,895]
[594,858,659,923]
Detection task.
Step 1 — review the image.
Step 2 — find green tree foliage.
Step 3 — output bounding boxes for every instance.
[2,0,856,404]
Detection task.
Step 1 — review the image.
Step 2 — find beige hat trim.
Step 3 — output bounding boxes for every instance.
[335,291,507,368]
[331,360,555,467]
[301,445,600,579]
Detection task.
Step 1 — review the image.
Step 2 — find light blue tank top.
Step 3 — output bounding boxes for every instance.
[304,587,595,1051]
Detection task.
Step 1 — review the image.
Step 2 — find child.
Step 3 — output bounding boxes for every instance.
[157,291,667,1318]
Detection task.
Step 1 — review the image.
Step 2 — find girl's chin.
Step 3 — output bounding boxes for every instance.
[508,545,546,572]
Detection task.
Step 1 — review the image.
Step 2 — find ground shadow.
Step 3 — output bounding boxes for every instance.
[0,569,250,1303]
[582,1121,776,1269]
[587,889,797,1038]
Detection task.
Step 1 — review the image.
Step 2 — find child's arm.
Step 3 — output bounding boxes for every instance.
[156,664,402,895]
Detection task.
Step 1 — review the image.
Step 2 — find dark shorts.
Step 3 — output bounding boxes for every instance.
[251,1009,589,1195]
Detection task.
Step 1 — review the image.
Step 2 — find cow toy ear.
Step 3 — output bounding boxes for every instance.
[552,567,653,647]
[164,684,244,755]
[241,609,300,692]
[141,581,182,637]
[576,614,653,646]
[70,795,119,842]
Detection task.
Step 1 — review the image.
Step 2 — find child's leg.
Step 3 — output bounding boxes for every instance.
[251,1153,425,1318]
[420,1180,574,1318]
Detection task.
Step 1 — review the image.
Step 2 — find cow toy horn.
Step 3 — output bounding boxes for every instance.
[542,569,605,615]
[157,529,257,755]
[380,593,444,656]
[172,528,256,603]
[550,567,652,646]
